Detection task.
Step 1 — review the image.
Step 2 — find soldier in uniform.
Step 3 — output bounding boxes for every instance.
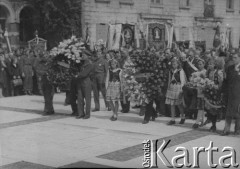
[76,50,94,119]
[34,50,47,95]
[41,56,55,116]
[68,76,78,116]
[91,46,109,111]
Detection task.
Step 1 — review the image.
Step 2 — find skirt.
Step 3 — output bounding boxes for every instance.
[106,81,121,101]
[196,97,205,110]
[165,83,183,105]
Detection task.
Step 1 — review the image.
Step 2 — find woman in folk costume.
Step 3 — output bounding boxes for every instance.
[9,57,23,96]
[192,59,207,129]
[22,50,34,95]
[204,58,224,132]
[106,59,122,121]
[166,57,187,125]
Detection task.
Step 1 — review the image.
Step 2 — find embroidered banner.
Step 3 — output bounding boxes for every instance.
[148,23,166,50]
[107,24,122,50]
[121,24,135,49]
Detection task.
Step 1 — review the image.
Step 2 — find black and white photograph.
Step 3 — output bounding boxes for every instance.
[0,0,239,168]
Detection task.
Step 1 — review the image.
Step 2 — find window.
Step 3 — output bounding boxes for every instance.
[96,24,108,43]
[204,0,214,17]
[179,0,190,9]
[150,0,163,8]
[226,0,234,10]
[151,0,163,5]
[239,0,240,12]
[179,27,189,41]
[119,0,134,5]
[204,0,214,5]
[95,0,110,4]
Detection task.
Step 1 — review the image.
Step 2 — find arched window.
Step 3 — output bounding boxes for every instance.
[0,5,9,31]
[19,6,38,42]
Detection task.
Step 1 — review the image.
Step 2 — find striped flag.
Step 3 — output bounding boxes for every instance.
[213,24,221,48]
[85,25,90,45]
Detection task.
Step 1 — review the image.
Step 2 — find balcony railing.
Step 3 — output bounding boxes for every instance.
[204,4,214,17]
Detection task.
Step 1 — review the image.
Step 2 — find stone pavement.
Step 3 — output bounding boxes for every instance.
[0,94,239,168]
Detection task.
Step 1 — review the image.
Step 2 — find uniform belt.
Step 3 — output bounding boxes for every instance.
[95,72,105,74]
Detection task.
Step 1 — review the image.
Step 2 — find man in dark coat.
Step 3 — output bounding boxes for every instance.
[0,52,7,97]
[181,49,199,119]
[76,50,94,119]
[221,53,240,136]
[41,57,55,116]
[4,52,13,96]
[68,77,78,116]
[9,57,22,96]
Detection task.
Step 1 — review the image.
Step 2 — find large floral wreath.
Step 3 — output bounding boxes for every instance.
[47,36,86,90]
[124,50,169,105]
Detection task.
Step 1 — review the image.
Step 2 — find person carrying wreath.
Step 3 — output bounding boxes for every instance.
[165,57,187,125]
[106,59,122,121]
[221,52,240,136]
[75,50,94,120]
[204,58,224,132]
[41,56,55,116]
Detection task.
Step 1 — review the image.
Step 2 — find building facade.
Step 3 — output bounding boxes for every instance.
[0,0,37,48]
[1,0,240,50]
[81,0,240,50]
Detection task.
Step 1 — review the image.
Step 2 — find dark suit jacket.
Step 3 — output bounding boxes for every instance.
[182,60,198,81]
[77,60,94,84]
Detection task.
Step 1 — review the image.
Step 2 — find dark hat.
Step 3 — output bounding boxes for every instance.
[219,51,226,57]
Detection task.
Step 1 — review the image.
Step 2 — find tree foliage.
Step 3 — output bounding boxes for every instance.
[29,0,82,48]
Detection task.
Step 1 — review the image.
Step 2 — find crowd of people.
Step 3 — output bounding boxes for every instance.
[0,42,239,136]
[0,47,52,98]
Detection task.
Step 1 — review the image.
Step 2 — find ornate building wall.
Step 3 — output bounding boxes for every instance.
[1,0,240,49]
[0,0,32,48]
[82,0,240,49]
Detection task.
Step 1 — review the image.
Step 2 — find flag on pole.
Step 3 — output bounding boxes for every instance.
[189,27,195,49]
[85,25,90,45]
[108,24,122,50]
[0,25,3,39]
[4,29,12,53]
[213,22,221,48]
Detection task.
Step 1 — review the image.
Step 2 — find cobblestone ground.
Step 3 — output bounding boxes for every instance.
[0,94,239,168]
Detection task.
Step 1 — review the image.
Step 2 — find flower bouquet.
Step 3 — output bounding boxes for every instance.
[185,71,207,89]
[203,80,223,108]
[47,36,86,90]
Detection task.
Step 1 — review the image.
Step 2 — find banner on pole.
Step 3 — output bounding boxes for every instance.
[121,24,135,49]
[148,23,166,50]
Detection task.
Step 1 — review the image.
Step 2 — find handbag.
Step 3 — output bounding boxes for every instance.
[12,78,23,87]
